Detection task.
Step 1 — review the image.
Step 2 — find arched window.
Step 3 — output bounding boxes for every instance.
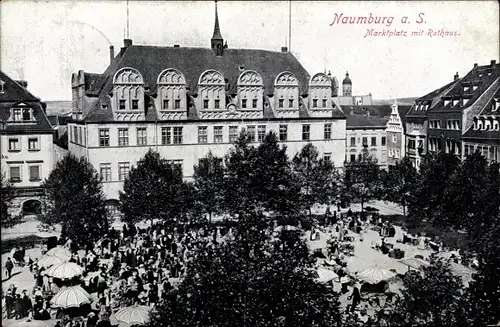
[22,199,42,216]
[237,70,264,110]
[157,68,187,112]
[112,67,144,111]
[309,73,331,109]
[198,70,226,110]
[274,71,299,111]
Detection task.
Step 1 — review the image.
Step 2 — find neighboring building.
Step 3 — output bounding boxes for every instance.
[68,3,347,203]
[336,71,373,106]
[404,79,458,168]
[0,71,55,216]
[427,60,500,161]
[385,100,408,167]
[344,112,389,169]
[45,100,73,116]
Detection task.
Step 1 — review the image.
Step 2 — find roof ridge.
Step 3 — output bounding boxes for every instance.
[463,76,500,134]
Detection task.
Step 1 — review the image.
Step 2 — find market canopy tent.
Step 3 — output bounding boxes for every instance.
[38,255,65,268]
[45,262,84,279]
[50,286,91,308]
[113,305,151,325]
[46,246,72,261]
[357,267,396,284]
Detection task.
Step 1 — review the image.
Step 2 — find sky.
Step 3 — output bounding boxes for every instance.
[0,0,498,101]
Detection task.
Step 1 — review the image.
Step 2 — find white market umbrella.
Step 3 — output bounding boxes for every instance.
[398,257,430,271]
[316,267,339,283]
[273,225,298,232]
[38,254,65,268]
[50,286,91,308]
[357,267,396,284]
[45,262,84,279]
[114,305,151,325]
[46,246,72,261]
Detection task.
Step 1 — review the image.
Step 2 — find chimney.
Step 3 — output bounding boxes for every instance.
[366,110,371,117]
[454,72,459,81]
[124,39,133,47]
[491,60,496,67]
[109,46,114,63]
[349,108,354,115]
[173,44,180,48]
[281,46,288,52]
[474,63,478,68]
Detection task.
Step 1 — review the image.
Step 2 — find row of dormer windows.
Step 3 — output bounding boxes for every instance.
[443,98,470,107]
[473,117,500,131]
[312,99,328,108]
[9,108,35,121]
[414,103,430,111]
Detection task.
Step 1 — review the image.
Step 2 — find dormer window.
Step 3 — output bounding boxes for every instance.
[424,104,429,111]
[463,86,470,92]
[452,99,459,107]
[444,100,450,106]
[242,99,247,108]
[101,104,108,110]
[462,98,470,106]
[119,100,126,110]
[12,108,22,121]
[493,100,500,112]
[22,109,31,120]
[131,99,139,110]
[473,85,478,91]
[0,80,5,93]
[313,99,318,108]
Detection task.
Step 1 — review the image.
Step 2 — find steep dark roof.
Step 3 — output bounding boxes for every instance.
[429,63,500,113]
[346,114,388,128]
[0,70,53,134]
[405,79,459,118]
[89,45,310,97]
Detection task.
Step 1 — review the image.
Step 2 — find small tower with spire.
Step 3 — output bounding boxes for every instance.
[211,1,224,56]
[342,71,352,96]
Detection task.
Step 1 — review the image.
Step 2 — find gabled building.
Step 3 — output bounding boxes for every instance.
[68,3,347,204]
[0,71,55,216]
[385,100,409,167]
[404,78,460,168]
[427,60,500,159]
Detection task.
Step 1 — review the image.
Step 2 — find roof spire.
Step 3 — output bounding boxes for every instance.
[212,1,223,40]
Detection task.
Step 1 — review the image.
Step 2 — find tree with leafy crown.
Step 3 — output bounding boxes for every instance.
[41,153,108,247]
[383,156,418,216]
[1,173,22,228]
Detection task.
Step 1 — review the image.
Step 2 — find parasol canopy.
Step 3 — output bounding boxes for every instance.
[38,254,65,268]
[114,305,151,325]
[398,257,430,271]
[273,225,298,232]
[316,267,339,283]
[46,246,72,261]
[45,262,84,279]
[357,267,396,284]
[50,286,91,308]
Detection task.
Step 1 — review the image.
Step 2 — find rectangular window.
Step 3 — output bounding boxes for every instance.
[247,125,256,142]
[381,136,386,146]
[118,128,129,146]
[78,127,83,145]
[29,165,40,181]
[203,99,209,109]
[371,137,377,146]
[278,99,284,108]
[198,126,208,144]
[22,109,31,120]
[28,137,39,151]
[252,99,258,108]
[279,125,288,141]
[408,139,416,149]
[99,129,110,147]
[214,126,223,143]
[362,137,368,146]
[324,153,331,161]
[73,126,78,144]
[257,125,266,142]
[161,127,171,145]
[168,160,183,176]
[131,99,139,110]
[313,99,318,108]
[12,109,22,121]
[324,124,332,140]
[350,137,356,147]
[229,126,238,143]
[241,99,247,109]
[119,100,126,110]
[118,162,130,181]
[350,154,356,162]
[100,163,112,182]
[136,127,147,145]
[214,99,220,109]
[392,135,397,143]
[302,124,310,141]
[289,99,294,107]
[173,127,183,144]
[163,99,169,110]
[8,138,20,151]
[322,99,327,108]
[9,166,21,182]
[174,99,181,109]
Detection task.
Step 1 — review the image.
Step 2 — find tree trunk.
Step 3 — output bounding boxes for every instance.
[361,200,364,213]
[209,211,212,224]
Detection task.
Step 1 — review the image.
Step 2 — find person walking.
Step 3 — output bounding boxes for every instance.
[5,257,14,279]
[347,284,362,312]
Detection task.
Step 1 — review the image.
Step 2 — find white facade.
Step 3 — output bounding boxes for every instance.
[345,128,388,168]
